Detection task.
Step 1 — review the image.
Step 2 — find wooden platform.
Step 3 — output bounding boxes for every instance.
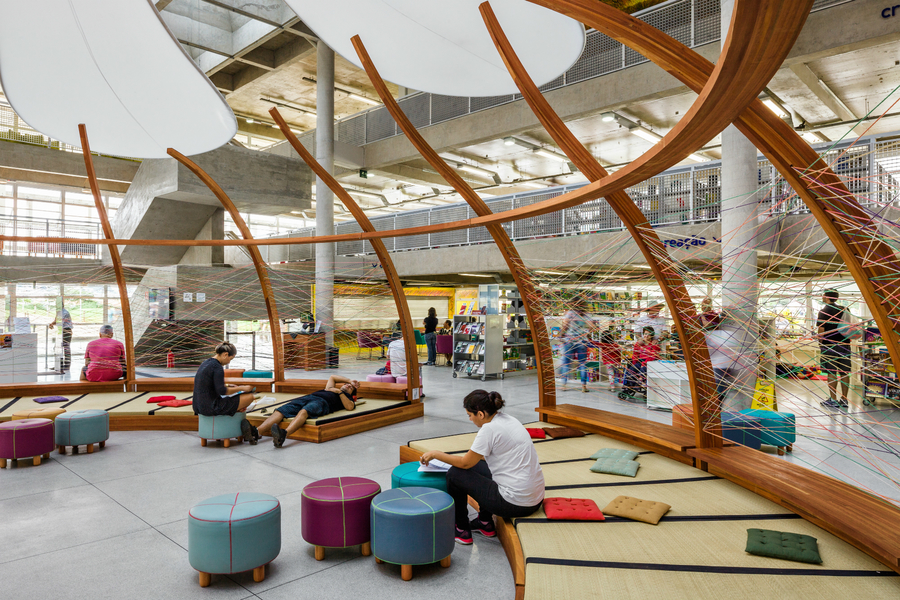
[536,404,703,465]
[689,445,900,573]
[0,381,125,396]
[127,377,274,392]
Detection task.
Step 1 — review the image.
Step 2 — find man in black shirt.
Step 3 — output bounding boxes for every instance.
[256,374,360,447]
[816,289,851,409]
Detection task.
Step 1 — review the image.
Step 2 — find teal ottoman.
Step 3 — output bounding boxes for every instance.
[243,370,273,378]
[371,487,454,581]
[391,461,448,493]
[198,413,247,448]
[739,408,796,455]
[188,492,281,587]
[55,409,108,455]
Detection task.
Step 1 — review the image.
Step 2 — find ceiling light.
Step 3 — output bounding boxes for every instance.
[260,96,317,116]
[459,273,496,278]
[246,118,254,124]
[517,180,549,189]
[601,112,616,122]
[346,92,380,106]
[457,163,498,180]
[503,136,516,146]
[686,153,707,162]
[630,127,662,143]
[536,270,565,275]
[534,148,569,162]
[347,189,382,199]
[762,99,788,118]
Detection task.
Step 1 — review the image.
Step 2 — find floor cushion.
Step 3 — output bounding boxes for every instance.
[745,529,823,564]
[157,399,193,408]
[148,395,177,403]
[590,448,638,461]
[525,428,547,439]
[602,496,670,524]
[544,426,585,439]
[543,497,605,521]
[34,396,68,404]
[590,457,640,477]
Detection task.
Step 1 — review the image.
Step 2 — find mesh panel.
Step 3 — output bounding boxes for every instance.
[366,107,396,142]
[428,205,469,248]
[364,215,396,254]
[470,95,516,112]
[393,211,430,250]
[693,0,721,46]
[485,198,514,239]
[565,31,623,85]
[693,166,721,222]
[643,0,692,47]
[336,221,364,256]
[398,93,431,129]
[565,197,622,234]
[874,138,900,207]
[512,191,563,240]
[538,74,565,93]
[822,143,871,203]
[467,204,491,244]
[336,115,366,146]
[431,95,469,124]
[627,179,661,225]
[297,131,315,155]
[657,171,692,226]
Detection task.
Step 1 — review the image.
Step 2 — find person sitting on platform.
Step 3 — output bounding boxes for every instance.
[387,335,408,377]
[256,375,360,448]
[419,390,545,545]
[80,324,126,382]
[192,341,260,444]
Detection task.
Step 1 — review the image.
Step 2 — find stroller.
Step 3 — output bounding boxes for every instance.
[617,362,648,402]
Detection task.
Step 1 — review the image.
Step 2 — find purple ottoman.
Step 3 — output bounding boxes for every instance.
[366,374,396,383]
[301,477,381,560]
[0,418,55,468]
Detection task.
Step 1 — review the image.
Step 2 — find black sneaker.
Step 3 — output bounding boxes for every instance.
[820,399,840,409]
[272,425,286,448]
[838,400,850,410]
[454,526,473,545]
[250,424,260,444]
[470,518,496,538]
[240,419,256,445]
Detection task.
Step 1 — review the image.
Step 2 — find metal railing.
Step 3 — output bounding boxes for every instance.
[259,130,895,260]
[0,214,103,259]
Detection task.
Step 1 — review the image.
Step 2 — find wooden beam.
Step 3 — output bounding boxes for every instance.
[78,125,136,381]
[167,149,285,381]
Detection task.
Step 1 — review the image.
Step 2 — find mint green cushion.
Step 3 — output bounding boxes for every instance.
[590,448,639,461]
[745,529,822,564]
[589,457,640,477]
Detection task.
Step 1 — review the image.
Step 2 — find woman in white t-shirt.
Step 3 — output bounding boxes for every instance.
[420,390,545,545]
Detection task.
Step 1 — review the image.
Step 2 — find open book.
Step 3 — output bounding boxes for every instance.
[418,458,452,473]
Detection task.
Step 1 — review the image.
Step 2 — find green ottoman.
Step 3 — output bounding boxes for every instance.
[188,492,281,587]
[391,461,448,493]
[55,409,109,455]
[197,413,247,448]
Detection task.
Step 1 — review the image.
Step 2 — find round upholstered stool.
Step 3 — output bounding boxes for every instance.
[721,412,763,450]
[371,487,454,581]
[366,374,396,383]
[302,477,381,560]
[391,461,448,493]
[12,407,66,421]
[0,418,55,467]
[739,408,796,455]
[197,413,247,448]
[188,492,281,587]
[55,409,109,455]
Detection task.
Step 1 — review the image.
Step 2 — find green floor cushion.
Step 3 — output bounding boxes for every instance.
[745,529,823,564]
[590,448,639,461]
[602,496,671,524]
[589,457,640,477]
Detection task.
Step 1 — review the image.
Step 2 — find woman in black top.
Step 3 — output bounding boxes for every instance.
[816,289,851,408]
[192,341,259,442]
[424,307,439,365]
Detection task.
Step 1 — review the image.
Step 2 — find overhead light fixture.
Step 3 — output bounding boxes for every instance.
[630,127,662,143]
[347,189,382,199]
[457,163,499,182]
[536,270,566,275]
[534,148,569,162]
[346,92,380,106]
[686,153,707,163]
[762,99,788,118]
[601,112,616,122]
[517,180,549,189]
[459,273,496,278]
[260,96,317,116]
[503,136,517,146]
[246,118,254,124]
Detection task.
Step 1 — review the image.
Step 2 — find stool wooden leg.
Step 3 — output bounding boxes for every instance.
[58,445,65,454]
[787,445,793,453]
[198,572,211,587]
[87,444,94,454]
[33,456,41,466]
[99,441,105,449]
[42,453,50,459]
[223,439,231,448]
[361,541,371,556]
[200,438,207,447]
[401,564,412,581]
[777,447,785,456]
[375,557,383,564]
[253,565,265,582]
[0,458,6,468]
[440,555,451,568]
[315,546,325,561]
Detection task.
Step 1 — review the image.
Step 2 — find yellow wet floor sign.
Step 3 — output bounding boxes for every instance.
[751,379,777,411]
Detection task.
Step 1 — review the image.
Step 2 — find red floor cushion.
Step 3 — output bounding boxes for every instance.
[543,497,605,521]
[156,399,193,408]
[525,428,547,439]
[148,395,177,403]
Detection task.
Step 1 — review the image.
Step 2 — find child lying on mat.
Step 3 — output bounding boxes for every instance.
[255,374,360,448]
[419,390,545,546]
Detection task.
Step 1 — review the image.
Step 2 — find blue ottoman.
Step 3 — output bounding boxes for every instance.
[188,492,281,587]
[55,409,109,455]
[198,413,247,448]
[243,370,273,378]
[391,461,448,493]
[739,408,796,455]
[721,412,762,450]
[371,487,454,581]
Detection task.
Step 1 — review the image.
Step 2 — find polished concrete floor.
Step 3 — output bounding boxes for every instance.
[6,357,900,599]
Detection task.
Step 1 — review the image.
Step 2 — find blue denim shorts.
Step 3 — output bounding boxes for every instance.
[277,395,330,419]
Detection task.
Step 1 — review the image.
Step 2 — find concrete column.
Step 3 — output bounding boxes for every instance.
[210,208,225,266]
[315,40,335,346]
[719,0,759,410]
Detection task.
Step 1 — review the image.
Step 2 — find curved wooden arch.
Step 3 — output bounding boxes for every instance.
[167,149,285,381]
[479,2,718,445]
[350,36,556,406]
[269,107,421,396]
[526,0,900,383]
[79,125,136,381]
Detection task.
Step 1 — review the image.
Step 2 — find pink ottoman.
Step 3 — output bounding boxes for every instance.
[301,477,381,560]
[367,374,396,383]
[0,418,55,467]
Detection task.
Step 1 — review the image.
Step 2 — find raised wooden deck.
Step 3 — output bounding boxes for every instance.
[689,445,900,574]
[0,381,125,396]
[536,404,701,465]
[127,377,274,392]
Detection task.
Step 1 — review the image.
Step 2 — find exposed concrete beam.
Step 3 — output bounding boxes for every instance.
[155,0,175,11]
[0,141,139,192]
[235,46,275,71]
[372,164,454,188]
[789,62,867,135]
[198,0,282,28]
[223,35,316,98]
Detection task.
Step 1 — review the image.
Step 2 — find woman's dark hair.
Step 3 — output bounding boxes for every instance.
[463,389,505,415]
[642,326,656,338]
[428,307,437,318]
[215,341,237,357]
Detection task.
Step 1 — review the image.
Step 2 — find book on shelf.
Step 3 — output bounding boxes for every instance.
[458,303,467,315]
[476,362,485,375]
[479,344,486,355]
[465,343,477,354]
[466,303,474,315]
